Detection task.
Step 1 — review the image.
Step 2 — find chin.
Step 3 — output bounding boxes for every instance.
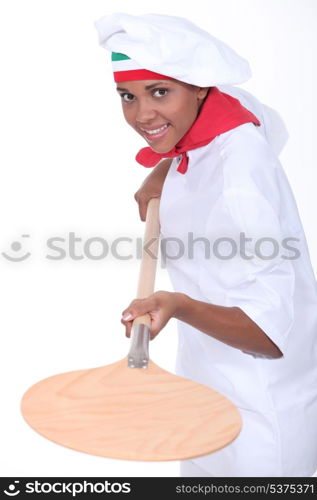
[150,142,175,154]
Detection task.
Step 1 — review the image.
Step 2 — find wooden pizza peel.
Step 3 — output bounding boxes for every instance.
[21,198,242,461]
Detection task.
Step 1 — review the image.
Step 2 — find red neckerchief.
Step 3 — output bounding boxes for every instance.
[135,86,261,174]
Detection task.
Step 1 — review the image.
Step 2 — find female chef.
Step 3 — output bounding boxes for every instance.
[95,13,317,477]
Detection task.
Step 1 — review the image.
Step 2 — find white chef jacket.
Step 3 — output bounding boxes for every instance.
[159,108,317,477]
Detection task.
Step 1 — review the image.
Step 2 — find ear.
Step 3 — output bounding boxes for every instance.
[197,87,210,101]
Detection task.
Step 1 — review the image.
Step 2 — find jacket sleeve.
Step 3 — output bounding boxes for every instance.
[201,129,297,356]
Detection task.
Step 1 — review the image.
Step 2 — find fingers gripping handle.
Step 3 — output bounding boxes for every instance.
[128,198,161,368]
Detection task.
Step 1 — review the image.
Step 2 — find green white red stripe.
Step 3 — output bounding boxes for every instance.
[111,52,173,82]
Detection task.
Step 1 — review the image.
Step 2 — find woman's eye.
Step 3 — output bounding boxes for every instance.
[121,93,134,102]
[153,88,168,97]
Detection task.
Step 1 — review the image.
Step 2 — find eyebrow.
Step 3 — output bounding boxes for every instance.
[116,81,168,92]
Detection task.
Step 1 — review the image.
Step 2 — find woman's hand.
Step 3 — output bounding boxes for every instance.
[121,291,184,339]
[134,158,172,221]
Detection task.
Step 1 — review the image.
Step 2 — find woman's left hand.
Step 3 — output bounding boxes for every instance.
[121,291,183,339]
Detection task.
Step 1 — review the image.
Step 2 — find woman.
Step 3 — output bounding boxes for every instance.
[95,13,317,477]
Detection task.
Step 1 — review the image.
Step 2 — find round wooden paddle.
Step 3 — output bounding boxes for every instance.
[21,198,242,461]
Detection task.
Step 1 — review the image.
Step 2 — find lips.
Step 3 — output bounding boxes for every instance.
[140,124,169,135]
[139,123,171,142]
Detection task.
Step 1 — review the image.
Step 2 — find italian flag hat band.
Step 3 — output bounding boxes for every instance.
[111,52,173,82]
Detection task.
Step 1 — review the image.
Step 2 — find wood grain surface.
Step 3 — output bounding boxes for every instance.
[21,358,242,461]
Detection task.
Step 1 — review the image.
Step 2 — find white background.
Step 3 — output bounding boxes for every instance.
[0,0,316,477]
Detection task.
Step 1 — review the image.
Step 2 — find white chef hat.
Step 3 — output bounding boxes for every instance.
[94,12,252,86]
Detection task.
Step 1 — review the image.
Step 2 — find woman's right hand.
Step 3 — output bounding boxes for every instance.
[134,158,172,221]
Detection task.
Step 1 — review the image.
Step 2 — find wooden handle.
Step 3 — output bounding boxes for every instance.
[127,198,160,367]
[133,198,160,328]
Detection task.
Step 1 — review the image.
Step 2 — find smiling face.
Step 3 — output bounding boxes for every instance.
[116,79,209,153]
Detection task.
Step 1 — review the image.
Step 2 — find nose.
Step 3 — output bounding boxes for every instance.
[135,99,157,124]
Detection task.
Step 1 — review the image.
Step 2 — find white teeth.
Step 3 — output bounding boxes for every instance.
[141,124,169,135]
